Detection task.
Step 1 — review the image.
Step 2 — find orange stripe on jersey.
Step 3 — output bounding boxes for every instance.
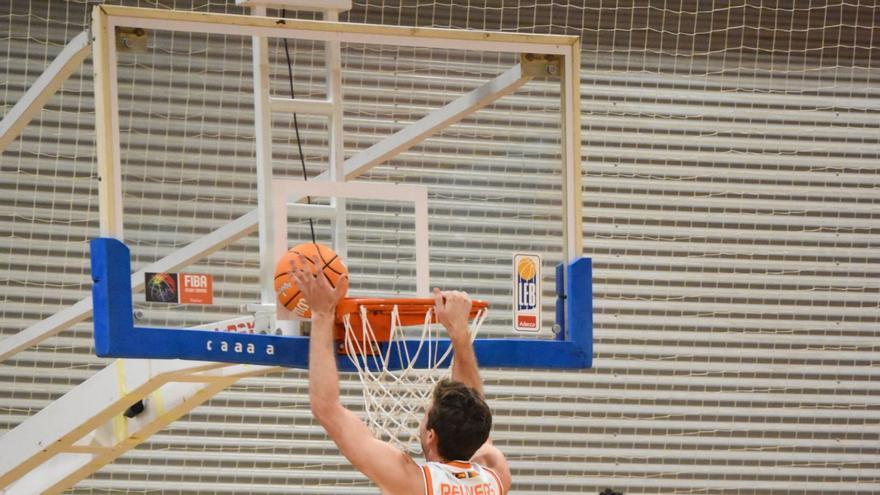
[422,465,434,495]
[445,461,472,469]
[483,466,505,495]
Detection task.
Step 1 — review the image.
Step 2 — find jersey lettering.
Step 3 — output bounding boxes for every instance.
[422,462,503,495]
[438,483,497,495]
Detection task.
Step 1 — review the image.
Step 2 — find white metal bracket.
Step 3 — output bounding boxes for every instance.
[520,53,563,78]
[114,26,148,53]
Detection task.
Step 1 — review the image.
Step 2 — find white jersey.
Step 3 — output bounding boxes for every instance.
[420,460,504,495]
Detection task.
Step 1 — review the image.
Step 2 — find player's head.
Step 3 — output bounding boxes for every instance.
[419,379,492,461]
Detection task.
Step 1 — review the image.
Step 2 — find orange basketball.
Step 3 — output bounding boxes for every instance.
[274,243,348,318]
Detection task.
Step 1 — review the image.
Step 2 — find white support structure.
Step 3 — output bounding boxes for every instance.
[250,4,278,310]
[324,8,349,262]
[0,356,278,494]
[0,31,91,153]
[247,1,352,331]
[287,203,340,220]
[269,96,334,115]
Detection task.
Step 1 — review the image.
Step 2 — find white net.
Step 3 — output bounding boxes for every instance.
[341,303,488,454]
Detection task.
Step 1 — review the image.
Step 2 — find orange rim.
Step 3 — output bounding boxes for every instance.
[336,297,488,318]
[334,297,489,354]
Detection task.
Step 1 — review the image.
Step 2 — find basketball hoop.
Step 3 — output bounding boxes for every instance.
[334,297,489,453]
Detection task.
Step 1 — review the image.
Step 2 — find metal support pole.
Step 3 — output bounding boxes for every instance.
[324,9,348,260]
[250,6,278,310]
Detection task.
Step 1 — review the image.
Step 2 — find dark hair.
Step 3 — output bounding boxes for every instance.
[427,379,492,461]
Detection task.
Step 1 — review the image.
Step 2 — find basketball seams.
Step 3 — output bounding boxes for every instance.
[288,249,343,286]
[320,255,342,288]
[274,243,348,313]
[321,255,344,276]
[282,289,302,308]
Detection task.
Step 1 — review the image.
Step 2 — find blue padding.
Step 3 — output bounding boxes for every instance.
[91,237,135,357]
[555,262,566,341]
[566,257,593,367]
[90,238,593,370]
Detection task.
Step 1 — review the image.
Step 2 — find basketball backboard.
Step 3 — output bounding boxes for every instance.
[88,6,592,370]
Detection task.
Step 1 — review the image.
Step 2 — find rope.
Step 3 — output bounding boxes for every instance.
[342,305,487,453]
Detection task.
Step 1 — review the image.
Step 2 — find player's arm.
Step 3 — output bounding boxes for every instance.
[433,289,512,492]
[292,255,422,494]
[433,288,483,395]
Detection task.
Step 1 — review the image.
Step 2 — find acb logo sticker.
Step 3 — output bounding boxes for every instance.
[513,253,541,333]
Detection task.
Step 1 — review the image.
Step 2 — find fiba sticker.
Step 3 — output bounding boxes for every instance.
[514,253,541,333]
[145,272,213,304]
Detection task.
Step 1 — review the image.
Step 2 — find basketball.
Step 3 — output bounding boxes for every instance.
[274,243,348,318]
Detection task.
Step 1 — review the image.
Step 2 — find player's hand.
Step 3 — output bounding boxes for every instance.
[289,253,349,319]
[433,288,471,339]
